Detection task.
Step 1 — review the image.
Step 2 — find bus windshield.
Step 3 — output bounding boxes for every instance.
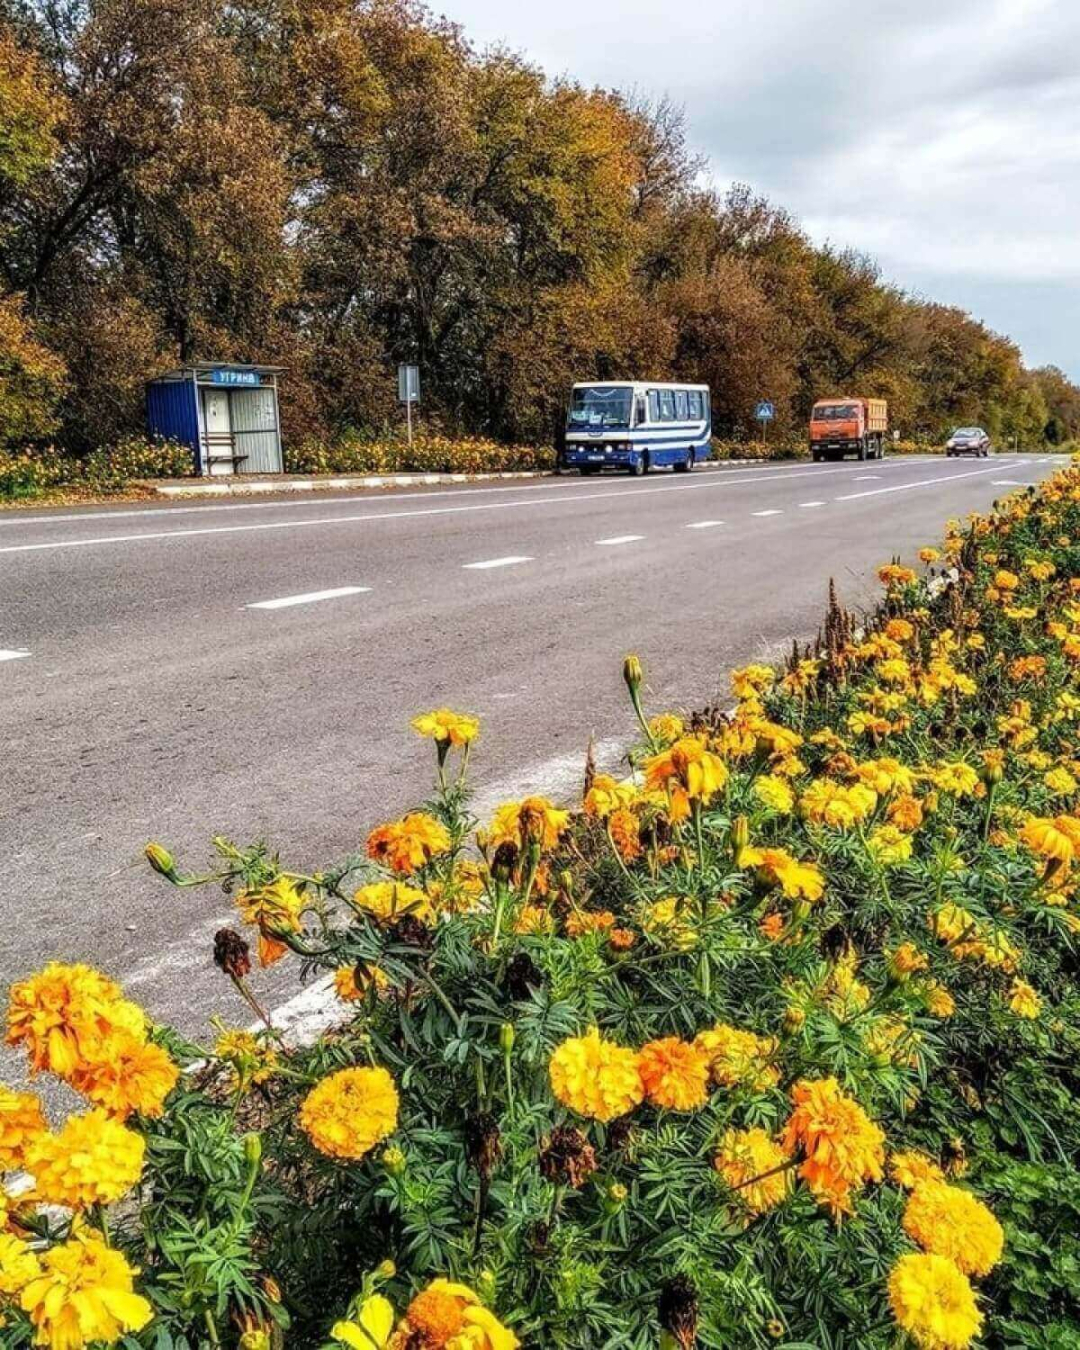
[813,404,858,421]
[568,385,633,430]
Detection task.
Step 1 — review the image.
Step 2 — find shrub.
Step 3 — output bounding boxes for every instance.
[709,438,806,462]
[4,466,1080,1348]
[285,433,554,476]
[0,444,68,496]
[0,435,191,499]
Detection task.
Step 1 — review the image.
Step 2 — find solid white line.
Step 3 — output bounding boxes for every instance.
[834,464,1016,502]
[463,555,534,570]
[0,649,30,662]
[685,520,725,529]
[752,509,782,517]
[596,534,644,545]
[799,501,826,508]
[245,586,371,610]
[0,458,1051,556]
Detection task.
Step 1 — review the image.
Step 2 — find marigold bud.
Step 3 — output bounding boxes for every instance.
[145,841,178,881]
[464,1111,503,1182]
[623,653,643,695]
[243,1132,263,1169]
[499,1022,516,1054]
[376,1259,396,1279]
[783,1006,806,1035]
[382,1145,406,1176]
[730,815,750,852]
[608,1182,628,1205]
[262,1276,282,1304]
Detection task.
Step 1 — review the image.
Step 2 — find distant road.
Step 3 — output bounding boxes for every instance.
[0,453,1060,1048]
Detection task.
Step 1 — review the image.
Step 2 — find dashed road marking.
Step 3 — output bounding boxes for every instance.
[245,586,371,610]
[685,520,725,529]
[0,649,30,662]
[854,475,881,481]
[992,480,1025,487]
[752,509,782,517]
[799,501,825,508]
[463,555,534,570]
[596,534,645,546]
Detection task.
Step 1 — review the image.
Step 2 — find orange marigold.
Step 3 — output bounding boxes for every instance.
[637,1037,710,1111]
[780,1077,885,1216]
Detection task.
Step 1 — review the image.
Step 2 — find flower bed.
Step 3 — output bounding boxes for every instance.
[0,437,192,501]
[4,468,1080,1348]
[284,435,553,477]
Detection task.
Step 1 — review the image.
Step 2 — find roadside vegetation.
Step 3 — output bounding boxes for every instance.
[4,466,1080,1348]
[0,0,1078,479]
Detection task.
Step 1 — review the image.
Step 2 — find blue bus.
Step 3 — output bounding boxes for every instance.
[562,381,712,476]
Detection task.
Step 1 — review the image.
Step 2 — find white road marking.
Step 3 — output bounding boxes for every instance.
[799,501,826,508]
[596,534,644,546]
[463,555,534,570]
[834,464,1016,502]
[685,520,725,529]
[992,480,1025,487]
[854,475,880,481]
[0,457,1057,557]
[245,586,371,610]
[0,649,30,662]
[752,509,782,517]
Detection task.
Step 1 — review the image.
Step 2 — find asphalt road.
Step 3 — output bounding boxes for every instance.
[0,452,1061,1053]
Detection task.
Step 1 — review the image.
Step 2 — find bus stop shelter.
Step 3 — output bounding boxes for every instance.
[146,362,284,476]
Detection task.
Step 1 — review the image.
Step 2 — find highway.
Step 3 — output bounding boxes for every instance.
[0,452,1060,1055]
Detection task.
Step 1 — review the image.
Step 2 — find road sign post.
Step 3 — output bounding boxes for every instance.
[398,364,420,449]
[755,399,775,443]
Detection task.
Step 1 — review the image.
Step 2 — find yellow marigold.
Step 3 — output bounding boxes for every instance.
[714,1127,792,1216]
[640,896,699,950]
[643,736,728,817]
[6,963,144,1079]
[890,1150,946,1190]
[780,1077,885,1216]
[648,713,684,744]
[19,1229,153,1348]
[888,1253,982,1350]
[903,1181,1004,1276]
[888,793,925,832]
[333,963,388,1003]
[694,1022,778,1091]
[855,757,915,795]
[878,563,917,589]
[564,909,616,938]
[931,903,978,945]
[235,876,307,967]
[752,774,795,814]
[0,1231,40,1297]
[1019,814,1080,864]
[549,1027,644,1122]
[867,824,913,867]
[483,796,569,852]
[930,762,980,797]
[411,709,480,746]
[366,812,451,875]
[400,1279,519,1350]
[888,943,929,981]
[583,774,636,819]
[352,881,436,926]
[215,1029,279,1086]
[993,568,1019,591]
[299,1066,399,1161]
[514,904,554,935]
[799,779,877,829]
[1008,978,1041,1018]
[637,1038,710,1111]
[918,548,941,564]
[1044,766,1077,796]
[731,664,776,699]
[70,1035,179,1121]
[739,845,825,903]
[26,1109,145,1208]
[0,1087,45,1171]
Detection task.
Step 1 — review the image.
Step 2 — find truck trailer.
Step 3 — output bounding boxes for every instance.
[809,397,888,461]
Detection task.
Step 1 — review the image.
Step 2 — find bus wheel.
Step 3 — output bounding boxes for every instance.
[674,449,695,473]
[629,453,646,477]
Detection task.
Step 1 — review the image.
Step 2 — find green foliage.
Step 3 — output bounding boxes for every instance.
[0,435,191,498]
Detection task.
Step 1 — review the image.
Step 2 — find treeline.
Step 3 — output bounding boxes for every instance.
[0,0,1077,456]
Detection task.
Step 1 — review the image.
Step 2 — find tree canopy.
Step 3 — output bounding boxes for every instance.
[0,0,1074,452]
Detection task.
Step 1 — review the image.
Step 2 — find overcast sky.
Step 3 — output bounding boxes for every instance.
[439,0,1079,378]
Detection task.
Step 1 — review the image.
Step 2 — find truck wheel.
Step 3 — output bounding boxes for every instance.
[812,450,821,462]
[858,441,867,461]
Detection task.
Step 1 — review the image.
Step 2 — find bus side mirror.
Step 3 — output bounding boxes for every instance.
[635,398,646,426]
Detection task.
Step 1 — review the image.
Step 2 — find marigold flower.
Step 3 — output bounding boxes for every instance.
[69,1035,179,1121]
[583,774,636,819]
[780,1077,885,1216]
[888,1252,982,1350]
[1007,978,1041,1018]
[694,1022,778,1091]
[714,1127,792,1215]
[799,779,877,829]
[19,1228,153,1348]
[549,1027,644,1122]
[366,812,451,875]
[0,1231,40,1297]
[928,762,980,797]
[235,876,307,967]
[6,963,144,1079]
[411,709,479,746]
[332,1294,396,1349]
[648,713,684,744]
[637,1038,710,1111]
[482,797,568,852]
[752,774,795,814]
[903,1180,1004,1277]
[867,824,913,867]
[299,1066,399,1161]
[888,794,925,832]
[608,807,642,861]
[352,880,436,926]
[1044,766,1077,796]
[26,1109,145,1208]
[1019,814,1080,864]
[643,737,728,816]
[400,1279,519,1350]
[993,568,1019,591]
[731,664,776,700]
[0,1087,45,1171]
[738,846,825,903]
[215,1029,279,1086]
[890,1150,946,1190]
[878,563,917,589]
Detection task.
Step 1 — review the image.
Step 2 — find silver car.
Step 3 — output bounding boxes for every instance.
[945,427,991,457]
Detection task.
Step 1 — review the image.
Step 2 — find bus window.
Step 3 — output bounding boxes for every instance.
[674,390,687,420]
[634,395,646,427]
[687,390,701,419]
[659,390,675,420]
[648,391,660,421]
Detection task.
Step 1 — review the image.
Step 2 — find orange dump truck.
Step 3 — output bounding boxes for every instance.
[809,397,888,462]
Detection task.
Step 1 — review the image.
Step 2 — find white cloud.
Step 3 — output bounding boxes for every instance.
[438,0,1080,374]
